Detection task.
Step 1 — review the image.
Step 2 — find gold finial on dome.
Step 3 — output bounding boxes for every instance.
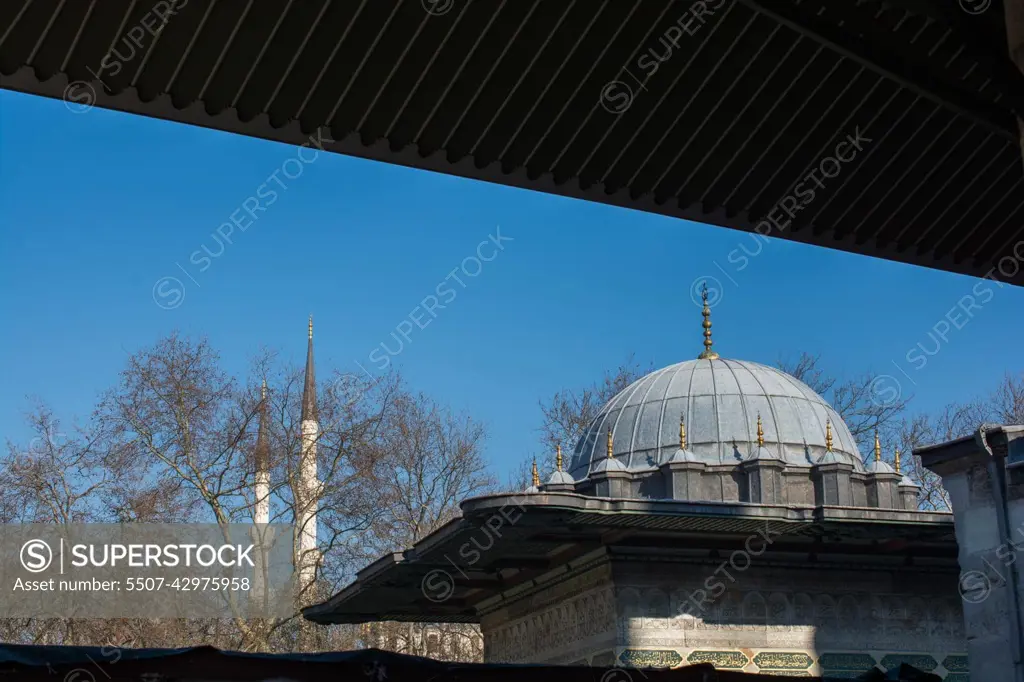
[308,315,313,340]
[556,444,564,471]
[531,458,540,487]
[606,427,614,459]
[679,416,687,449]
[697,281,719,360]
[757,413,765,447]
[894,447,902,473]
[874,430,881,462]
[825,420,833,452]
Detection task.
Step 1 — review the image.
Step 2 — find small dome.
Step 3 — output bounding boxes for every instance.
[569,358,864,478]
[668,446,701,464]
[817,449,852,465]
[747,445,783,462]
[866,459,896,474]
[524,484,540,493]
[899,474,919,488]
[590,456,628,474]
[547,469,575,485]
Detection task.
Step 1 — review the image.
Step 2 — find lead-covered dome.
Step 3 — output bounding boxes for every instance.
[569,358,864,479]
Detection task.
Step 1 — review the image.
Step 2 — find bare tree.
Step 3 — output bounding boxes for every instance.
[777,352,910,441]
[525,355,653,488]
[2,331,493,658]
[0,405,119,524]
[894,372,1024,511]
[357,391,494,661]
[990,372,1024,424]
[93,332,414,651]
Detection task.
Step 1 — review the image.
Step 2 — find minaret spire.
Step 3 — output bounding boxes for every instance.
[297,316,320,603]
[301,315,317,422]
[697,281,719,360]
[255,380,270,470]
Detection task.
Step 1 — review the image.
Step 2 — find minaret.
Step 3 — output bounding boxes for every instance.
[254,380,270,526]
[252,379,274,613]
[297,316,320,598]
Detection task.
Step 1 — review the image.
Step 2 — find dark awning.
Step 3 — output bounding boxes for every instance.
[1,0,1021,286]
[304,492,957,625]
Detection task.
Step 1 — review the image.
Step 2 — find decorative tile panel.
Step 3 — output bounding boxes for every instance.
[817,653,877,672]
[753,652,813,670]
[942,654,969,673]
[880,653,938,672]
[618,649,682,668]
[686,650,749,669]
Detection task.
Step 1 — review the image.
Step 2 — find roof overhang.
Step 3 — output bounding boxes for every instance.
[304,492,956,625]
[1,0,1021,286]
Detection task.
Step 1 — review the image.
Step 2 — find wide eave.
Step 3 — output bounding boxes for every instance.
[303,492,956,625]
[1,0,1022,286]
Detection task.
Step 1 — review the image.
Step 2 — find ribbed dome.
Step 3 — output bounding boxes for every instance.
[569,358,864,478]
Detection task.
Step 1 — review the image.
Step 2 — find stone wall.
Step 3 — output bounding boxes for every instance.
[480,556,966,678]
[480,560,618,664]
[919,426,1024,682]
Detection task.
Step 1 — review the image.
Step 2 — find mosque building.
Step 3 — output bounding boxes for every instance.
[303,290,968,679]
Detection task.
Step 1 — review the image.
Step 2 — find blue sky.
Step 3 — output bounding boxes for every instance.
[1,90,1022,478]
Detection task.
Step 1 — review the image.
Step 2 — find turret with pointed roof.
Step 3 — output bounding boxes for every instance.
[297,316,321,602]
[255,380,270,478]
[302,315,318,423]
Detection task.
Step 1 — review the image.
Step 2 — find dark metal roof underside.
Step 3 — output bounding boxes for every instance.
[302,493,957,625]
[2,0,1022,285]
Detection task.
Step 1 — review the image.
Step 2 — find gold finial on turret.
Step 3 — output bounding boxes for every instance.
[308,315,313,340]
[757,413,765,447]
[679,416,687,449]
[697,281,720,360]
[874,431,881,462]
[894,447,902,473]
[556,444,564,472]
[531,458,540,487]
[825,420,833,452]
[607,427,614,459]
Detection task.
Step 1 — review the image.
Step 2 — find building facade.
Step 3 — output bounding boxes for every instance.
[306,294,967,678]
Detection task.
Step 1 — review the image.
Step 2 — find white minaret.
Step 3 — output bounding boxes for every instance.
[252,379,272,611]
[296,316,320,601]
[254,379,271,526]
